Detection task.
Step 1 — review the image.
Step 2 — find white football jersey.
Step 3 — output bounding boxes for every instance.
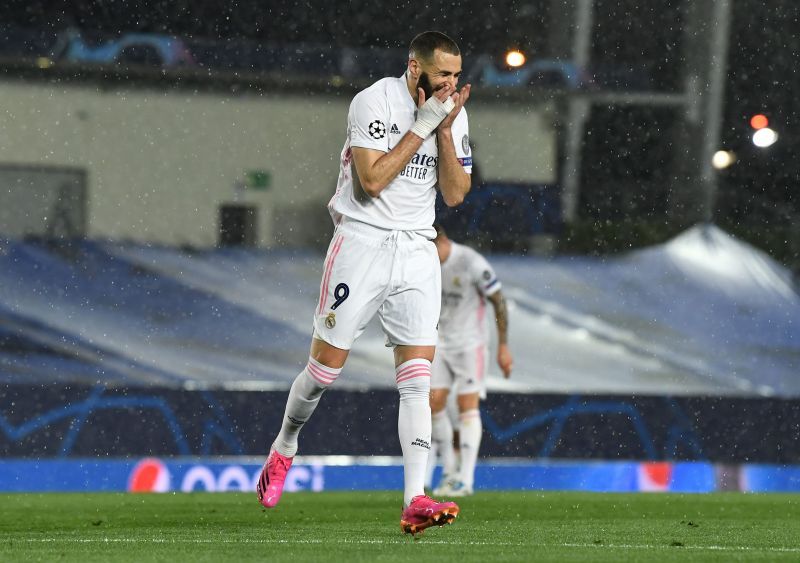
[438,242,501,350]
[328,74,472,235]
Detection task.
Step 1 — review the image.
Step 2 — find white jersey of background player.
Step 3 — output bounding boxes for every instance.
[438,242,498,352]
[257,31,474,536]
[429,224,513,497]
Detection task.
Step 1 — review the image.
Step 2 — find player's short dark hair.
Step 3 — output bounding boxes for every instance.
[409,31,460,64]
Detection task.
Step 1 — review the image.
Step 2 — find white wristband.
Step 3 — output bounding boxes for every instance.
[411,95,456,139]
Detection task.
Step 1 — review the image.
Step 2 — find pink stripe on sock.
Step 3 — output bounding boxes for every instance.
[396,362,430,377]
[396,368,431,384]
[459,410,481,421]
[395,367,430,382]
[306,369,332,386]
[396,363,430,375]
[308,357,341,377]
[308,357,339,376]
[396,372,431,384]
[307,363,338,385]
[395,359,431,384]
[307,371,334,386]
[317,235,344,315]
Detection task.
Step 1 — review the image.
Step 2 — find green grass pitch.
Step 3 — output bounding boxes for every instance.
[1,491,799,561]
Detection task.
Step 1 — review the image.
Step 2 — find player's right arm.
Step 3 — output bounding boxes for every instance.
[472,251,513,378]
[487,290,513,378]
[352,84,455,197]
[351,135,425,197]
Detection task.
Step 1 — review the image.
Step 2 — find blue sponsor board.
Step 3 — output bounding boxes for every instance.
[2,458,800,493]
[0,459,134,492]
[742,464,800,492]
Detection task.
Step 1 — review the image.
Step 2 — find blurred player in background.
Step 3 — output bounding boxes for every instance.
[430,223,512,496]
[257,31,472,536]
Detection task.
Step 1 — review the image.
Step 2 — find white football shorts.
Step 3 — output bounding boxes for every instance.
[431,343,489,398]
[312,218,441,350]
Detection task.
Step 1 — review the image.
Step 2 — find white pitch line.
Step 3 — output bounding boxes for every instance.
[17,538,520,546]
[563,543,800,553]
[14,538,800,552]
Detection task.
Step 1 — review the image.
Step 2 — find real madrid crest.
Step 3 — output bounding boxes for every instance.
[325,312,336,329]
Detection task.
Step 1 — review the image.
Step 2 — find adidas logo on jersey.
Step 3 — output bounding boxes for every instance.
[390,123,401,134]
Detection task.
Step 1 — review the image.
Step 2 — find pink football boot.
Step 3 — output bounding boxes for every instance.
[256,448,293,508]
[400,495,460,535]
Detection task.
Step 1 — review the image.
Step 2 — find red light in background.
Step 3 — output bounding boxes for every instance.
[750,114,769,130]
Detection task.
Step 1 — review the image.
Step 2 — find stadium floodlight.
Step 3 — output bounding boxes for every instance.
[505,50,526,68]
[752,127,778,148]
[711,150,735,169]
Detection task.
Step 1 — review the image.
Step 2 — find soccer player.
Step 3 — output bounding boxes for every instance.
[429,223,513,496]
[256,31,472,536]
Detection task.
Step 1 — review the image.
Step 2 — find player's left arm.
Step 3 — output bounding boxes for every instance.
[487,290,513,378]
[436,85,472,207]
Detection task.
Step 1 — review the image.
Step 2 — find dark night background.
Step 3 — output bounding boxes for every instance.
[2,0,798,267]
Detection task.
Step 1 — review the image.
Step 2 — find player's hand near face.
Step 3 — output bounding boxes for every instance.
[416,82,455,108]
[438,84,471,131]
[497,343,513,378]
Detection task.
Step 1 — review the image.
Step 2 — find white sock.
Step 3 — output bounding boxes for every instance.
[396,358,432,506]
[431,408,457,479]
[458,408,482,490]
[273,357,341,457]
[424,441,438,489]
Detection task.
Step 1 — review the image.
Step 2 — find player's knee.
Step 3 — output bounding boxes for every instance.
[430,389,448,412]
[396,358,431,401]
[457,392,480,412]
[301,356,342,395]
[310,337,349,369]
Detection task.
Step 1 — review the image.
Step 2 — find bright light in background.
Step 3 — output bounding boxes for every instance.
[749,114,769,130]
[712,150,736,169]
[752,127,778,148]
[505,50,526,68]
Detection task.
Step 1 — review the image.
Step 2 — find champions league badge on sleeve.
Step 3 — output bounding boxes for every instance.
[368,120,386,139]
[462,134,470,153]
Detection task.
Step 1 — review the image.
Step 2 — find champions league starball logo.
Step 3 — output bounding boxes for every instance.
[368,120,386,139]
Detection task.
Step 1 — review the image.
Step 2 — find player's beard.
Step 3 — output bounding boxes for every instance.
[418,71,435,99]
